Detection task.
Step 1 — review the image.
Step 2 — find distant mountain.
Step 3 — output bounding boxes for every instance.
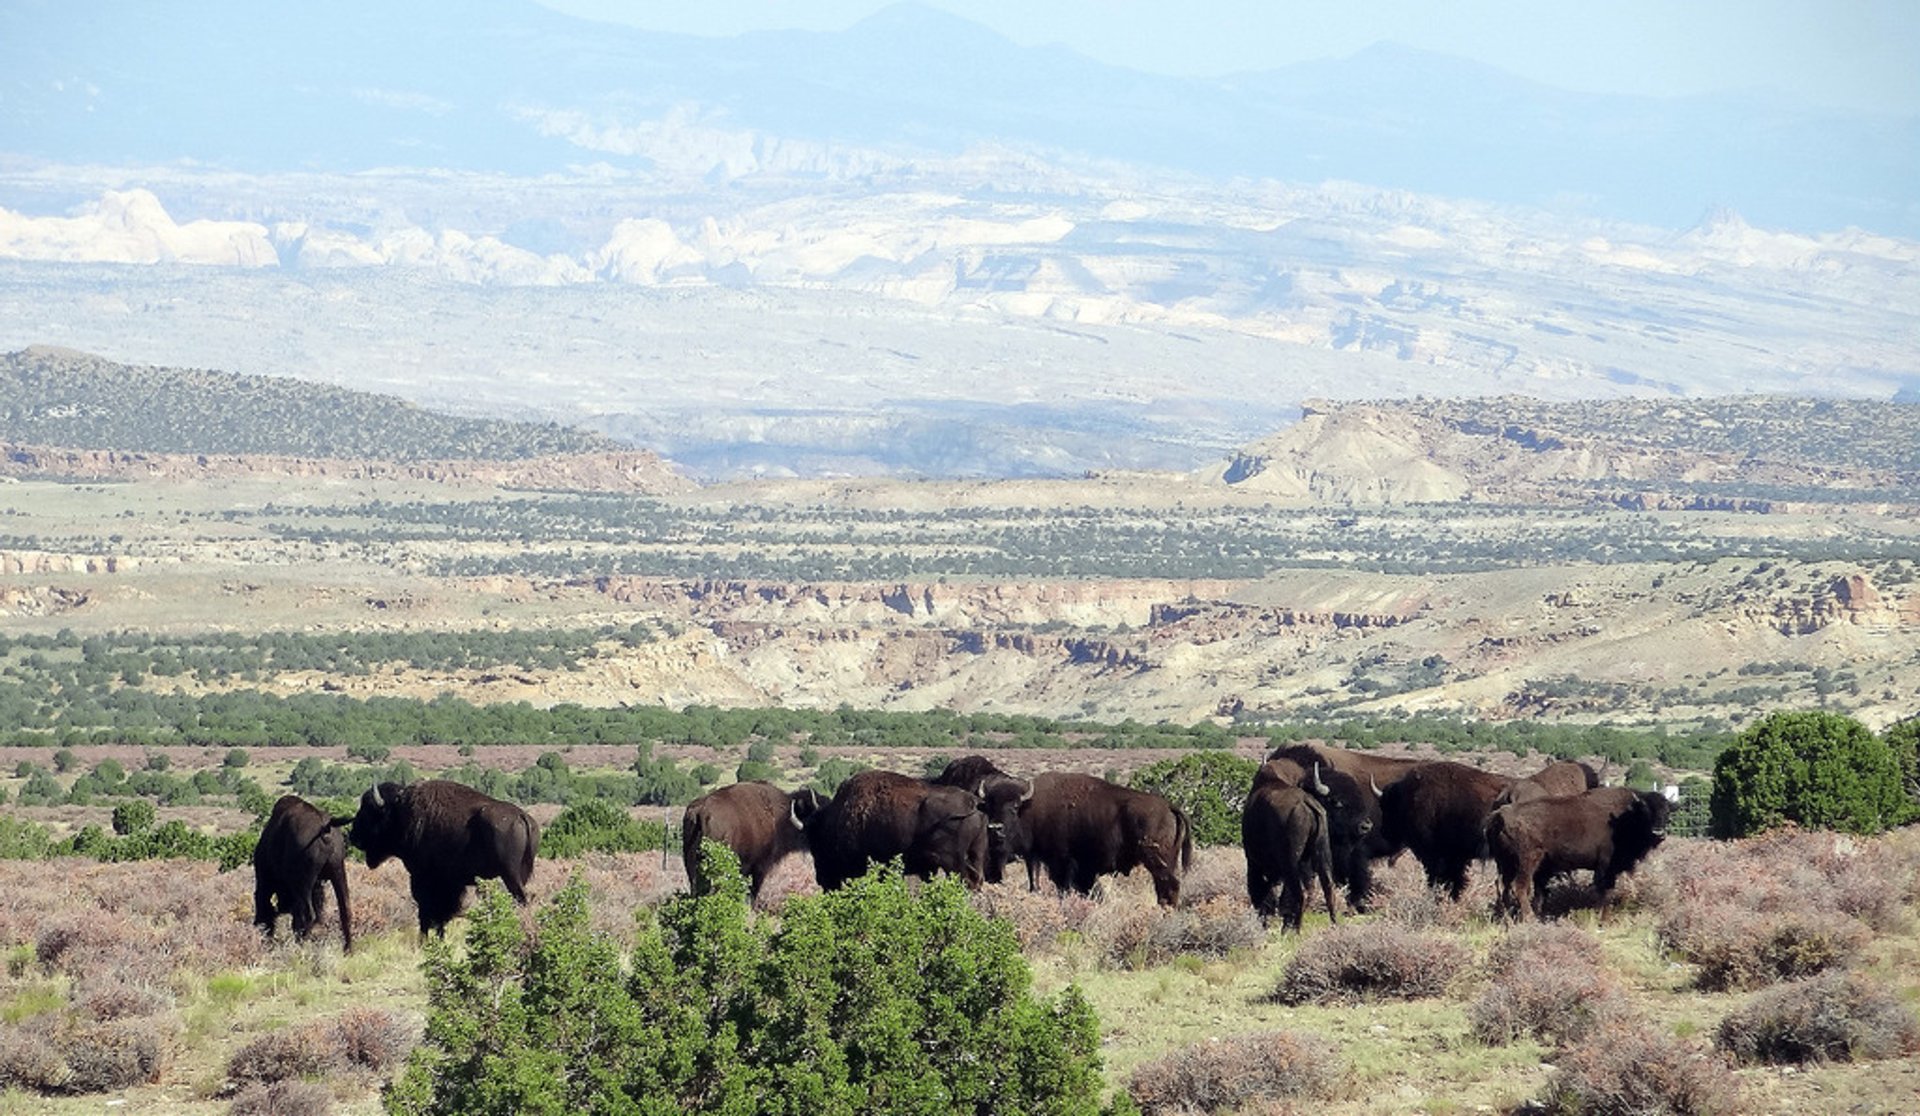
[3,0,1914,235]
[0,346,620,461]
[1204,396,1920,505]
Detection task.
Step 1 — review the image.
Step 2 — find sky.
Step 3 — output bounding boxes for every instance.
[535,0,1920,114]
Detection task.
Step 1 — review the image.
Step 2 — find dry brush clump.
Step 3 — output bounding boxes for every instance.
[228,1079,335,1116]
[1270,921,1469,1005]
[1537,1016,1743,1116]
[0,1015,175,1094]
[1638,832,1906,990]
[227,1007,417,1087]
[1470,923,1630,1050]
[1362,853,1500,930]
[1079,893,1265,970]
[1713,968,1920,1065]
[1126,1029,1346,1115]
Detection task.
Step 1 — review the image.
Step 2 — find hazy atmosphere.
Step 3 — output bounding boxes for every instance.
[2,6,1919,1114]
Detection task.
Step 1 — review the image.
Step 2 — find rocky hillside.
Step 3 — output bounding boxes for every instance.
[1202,396,1920,505]
[0,347,689,493]
[0,346,620,461]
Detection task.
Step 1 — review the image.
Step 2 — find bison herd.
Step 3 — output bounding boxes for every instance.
[251,746,1673,949]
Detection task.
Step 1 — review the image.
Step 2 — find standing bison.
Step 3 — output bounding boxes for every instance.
[980,772,1192,906]
[1243,764,1348,931]
[1264,745,1386,909]
[805,770,987,890]
[252,795,353,951]
[1487,787,1672,920]
[1378,760,1515,900]
[682,782,822,899]
[930,755,1032,885]
[349,780,539,936]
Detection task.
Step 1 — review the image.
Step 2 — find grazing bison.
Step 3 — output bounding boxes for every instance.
[349,780,539,936]
[1487,787,1673,920]
[1264,745,1385,908]
[806,770,988,890]
[1378,760,1515,900]
[981,773,1192,906]
[682,782,823,899]
[1494,759,1602,808]
[252,795,353,951]
[1244,764,1359,931]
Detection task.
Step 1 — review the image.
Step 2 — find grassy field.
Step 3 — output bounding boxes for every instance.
[2,816,1916,1115]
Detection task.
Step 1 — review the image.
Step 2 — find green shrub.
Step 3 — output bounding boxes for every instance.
[389,856,1112,1115]
[538,800,668,858]
[1883,716,1920,808]
[1709,710,1911,837]
[223,748,251,769]
[111,800,156,837]
[0,816,55,859]
[1129,752,1259,848]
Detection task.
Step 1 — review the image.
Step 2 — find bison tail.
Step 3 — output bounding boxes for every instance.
[1174,805,1194,872]
[520,812,539,883]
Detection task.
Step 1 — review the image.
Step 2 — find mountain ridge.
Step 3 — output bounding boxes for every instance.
[4,0,1914,234]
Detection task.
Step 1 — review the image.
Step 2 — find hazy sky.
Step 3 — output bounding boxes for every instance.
[536,0,1920,114]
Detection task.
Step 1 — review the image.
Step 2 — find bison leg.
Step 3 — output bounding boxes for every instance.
[253,880,278,940]
[1246,860,1274,919]
[1278,874,1305,933]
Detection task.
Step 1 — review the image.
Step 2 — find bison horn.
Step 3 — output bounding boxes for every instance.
[789,799,806,830]
[1017,779,1034,804]
[369,784,384,808]
[1311,762,1330,796]
[1370,773,1381,797]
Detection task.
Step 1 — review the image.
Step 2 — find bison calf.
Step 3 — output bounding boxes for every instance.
[349,780,539,937]
[1486,787,1672,920]
[682,781,822,899]
[253,795,353,951]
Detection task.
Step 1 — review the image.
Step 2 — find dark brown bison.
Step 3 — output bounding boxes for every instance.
[1487,787,1673,920]
[1243,767,1343,932]
[980,772,1192,906]
[1263,745,1385,909]
[805,770,987,890]
[1378,760,1515,900]
[930,755,1032,884]
[1493,759,1602,808]
[349,780,539,936]
[252,795,352,951]
[681,782,822,899]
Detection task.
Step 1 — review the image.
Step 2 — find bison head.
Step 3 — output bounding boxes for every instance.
[348,782,408,868]
[975,776,1033,884]
[1304,763,1376,843]
[787,787,823,830]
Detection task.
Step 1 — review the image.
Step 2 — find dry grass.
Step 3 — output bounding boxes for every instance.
[1537,1015,1744,1116]
[1469,923,1630,1049]
[1714,969,1920,1065]
[1127,1028,1346,1114]
[1,823,1918,1114]
[1270,921,1471,1005]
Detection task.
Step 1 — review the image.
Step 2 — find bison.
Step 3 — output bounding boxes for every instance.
[1243,763,1359,931]
[349,780,539,936]
[681,782,823,900]
[252,795,353,951]
[1487,787,1672,920]
[1264,745,1385,909]
[805,770,987,890]
[980,772,1192,906]
[930,755,1033,885]
[1493,759,1602,808]
[1378,760,1515,900]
